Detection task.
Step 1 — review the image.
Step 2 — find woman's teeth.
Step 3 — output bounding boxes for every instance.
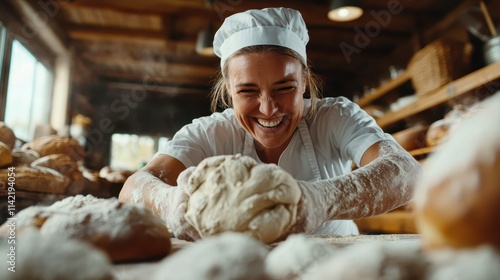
[257,117,283,128]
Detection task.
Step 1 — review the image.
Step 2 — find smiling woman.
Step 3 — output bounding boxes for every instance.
[119,7,421,242]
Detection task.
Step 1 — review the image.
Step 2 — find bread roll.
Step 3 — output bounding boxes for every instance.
[31,154,77,176]
[11,148,40,166]
[426,119,452,147]
[99,166,132,184]
[0,142,13,168]
[22,135,85,161]
[414,93,500,250]
[0,122,16,150]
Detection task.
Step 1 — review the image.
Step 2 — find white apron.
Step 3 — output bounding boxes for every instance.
[242,119,359,236]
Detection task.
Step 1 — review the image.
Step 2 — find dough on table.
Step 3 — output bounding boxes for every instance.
[427,246,500,280]
[0,195,172,262]
[307,241,429,280]
[265,234,338,279]
[0,230,113,280]
[152,232,270,280]
[184,154,301,244]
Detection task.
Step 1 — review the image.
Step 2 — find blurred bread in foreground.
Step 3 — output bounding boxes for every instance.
[414,93,500,250]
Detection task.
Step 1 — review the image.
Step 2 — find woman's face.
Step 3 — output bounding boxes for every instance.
[226,51,306,150]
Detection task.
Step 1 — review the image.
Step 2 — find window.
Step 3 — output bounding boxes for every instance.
[110,134,171,171]
[4,40,53,141]
[110,133,156,171]
[0,22,5,79]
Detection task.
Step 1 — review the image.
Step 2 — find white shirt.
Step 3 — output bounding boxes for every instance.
[158,97,393,235]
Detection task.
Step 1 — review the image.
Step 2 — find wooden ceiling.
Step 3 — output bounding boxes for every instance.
[10,0,500,98]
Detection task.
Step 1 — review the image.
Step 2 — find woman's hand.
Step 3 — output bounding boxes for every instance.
[166,166,201,241]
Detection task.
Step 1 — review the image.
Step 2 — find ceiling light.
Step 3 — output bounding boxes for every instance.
[196,24,215,56]
[328,0,364,22]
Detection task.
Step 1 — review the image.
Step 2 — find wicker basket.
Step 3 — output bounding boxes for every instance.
[408,39,472,96]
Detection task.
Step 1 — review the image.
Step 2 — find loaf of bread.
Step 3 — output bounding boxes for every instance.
[11,148,40,166]
[414,94,500,250]
[21,135,85,161]
[0,166,70,194]
[31,154,77,176]
[0,195,172,262]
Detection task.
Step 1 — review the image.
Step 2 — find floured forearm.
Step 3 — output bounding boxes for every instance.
[119,171,176,220]
[293,141,422,233]
[322,147,420,219]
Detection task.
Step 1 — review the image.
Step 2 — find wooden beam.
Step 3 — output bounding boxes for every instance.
[94,69,212,87]
[67,24,169,42]
[105,82,209,96]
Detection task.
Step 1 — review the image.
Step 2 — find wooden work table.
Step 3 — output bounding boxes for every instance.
[112,234,422,279]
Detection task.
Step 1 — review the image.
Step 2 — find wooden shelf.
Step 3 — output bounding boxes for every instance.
[354,210,417,234]
[357,70,411,107]
[409,146,437,157]
[376,62,500,129]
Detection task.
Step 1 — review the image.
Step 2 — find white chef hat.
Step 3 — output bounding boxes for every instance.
[213,7,309,69]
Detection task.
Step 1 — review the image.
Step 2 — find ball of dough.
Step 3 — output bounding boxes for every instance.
[427,246,500,280]
[0,230,113,280]
[184,154,301,244]
[152,232,270,280]
[414,93,500,250]
[307,241,428,280]
[265,234,338,279]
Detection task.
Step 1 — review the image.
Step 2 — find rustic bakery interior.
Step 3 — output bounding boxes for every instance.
[0,0,499,279]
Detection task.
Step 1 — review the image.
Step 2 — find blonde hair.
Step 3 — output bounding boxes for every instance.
[210,45,323,118]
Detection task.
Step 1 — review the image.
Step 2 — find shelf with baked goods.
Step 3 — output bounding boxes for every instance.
[354,63,500,234]
[376,62,500,130]
[356,70,411,108]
